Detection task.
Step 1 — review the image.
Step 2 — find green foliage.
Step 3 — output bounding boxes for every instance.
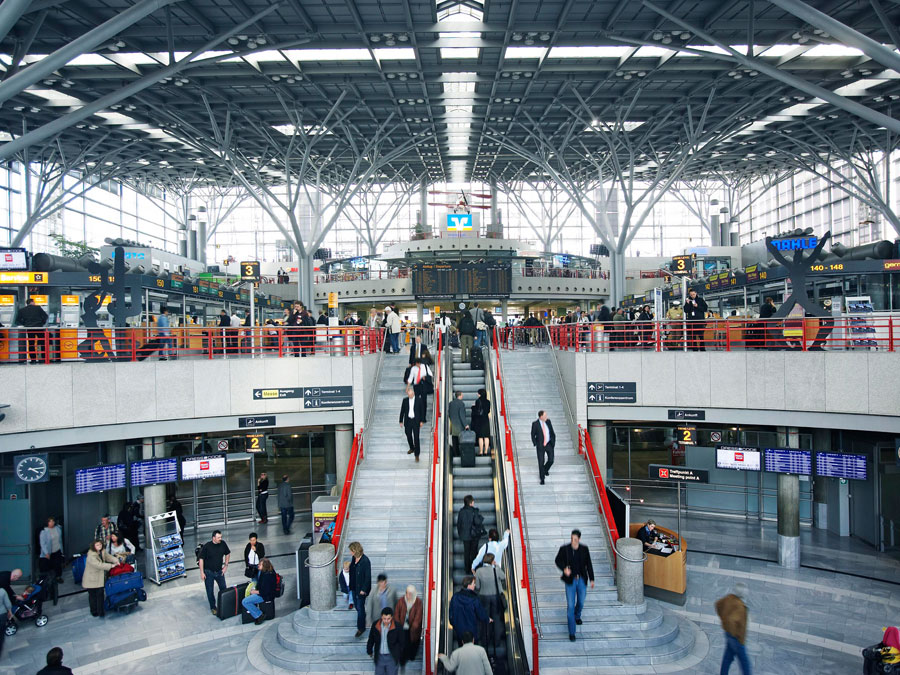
[48,233,98,260]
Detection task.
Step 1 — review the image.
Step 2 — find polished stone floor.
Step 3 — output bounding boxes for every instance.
[1,513,893,674]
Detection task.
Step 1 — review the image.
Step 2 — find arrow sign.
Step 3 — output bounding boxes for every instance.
[254,391,262,399]
[304,389,312,396]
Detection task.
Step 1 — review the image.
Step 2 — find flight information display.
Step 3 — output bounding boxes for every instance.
[815,452,867,480]
[716,445,761,471]
[764,448,811,475]
[181,454,226,481]
[0,248,27,271]
[75,464,126,494]
[130,457,179,487]
[413,262,511,298]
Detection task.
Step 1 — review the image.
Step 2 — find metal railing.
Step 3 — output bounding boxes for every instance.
[423,332,444,675]
[577,427,621,569]
[492,327,540,671]
[329,429,364,571]
[0,325,386,364]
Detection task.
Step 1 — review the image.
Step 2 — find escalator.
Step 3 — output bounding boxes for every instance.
[438,344,531,674]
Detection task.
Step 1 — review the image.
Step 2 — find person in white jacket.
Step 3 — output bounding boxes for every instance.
[406,359,434,419]
[471,528,511,572]
[385,306,402,353]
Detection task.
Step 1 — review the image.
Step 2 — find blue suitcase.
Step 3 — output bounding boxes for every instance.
[71,555,86,585]
[105,571,144,596]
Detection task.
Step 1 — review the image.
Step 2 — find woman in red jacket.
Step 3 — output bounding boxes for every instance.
[394,585,423,666]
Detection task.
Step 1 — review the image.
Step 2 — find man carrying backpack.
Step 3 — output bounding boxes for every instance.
[457,495,485,574]
[457,310,476,363]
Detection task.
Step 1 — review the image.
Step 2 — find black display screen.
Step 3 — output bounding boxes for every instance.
[413,262,511,298]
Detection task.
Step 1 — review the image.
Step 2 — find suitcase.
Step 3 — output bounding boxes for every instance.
[105,570,143,597]
[136,337,164,361]
[470,347,485,371]
[217,582,249,620]
[460,430,477,468]
[106,589,140,613]
[241,599,275,624]
[71,555,86,585]
[109,563,134,577]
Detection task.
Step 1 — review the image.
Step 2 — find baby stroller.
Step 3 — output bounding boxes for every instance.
[864,626,900,674]
[105,571,147,614]
[5,576,49,635]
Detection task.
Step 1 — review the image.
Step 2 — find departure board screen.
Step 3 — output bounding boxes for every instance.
[815,452,867,480]
[75,464,126,494]
[181,454,226,481]
[413,262,511,298]
[764,448,811,475]
[130,457,179,487]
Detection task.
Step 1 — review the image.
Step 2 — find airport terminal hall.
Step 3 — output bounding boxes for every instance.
[3,1,900,674]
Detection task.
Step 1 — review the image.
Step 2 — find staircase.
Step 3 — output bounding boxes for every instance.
[501,350,696,672]
[261,354,431,672]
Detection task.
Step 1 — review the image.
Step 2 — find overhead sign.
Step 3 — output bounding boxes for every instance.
[239,415,276,428]
[671,254,694,275]
[302,385,353,409]
[677,426,697,445]
[240,261,261,282]
[0,271,47,284]
[770,236,818,251]
[245,434,265,452]
[216,440,229,452]
[130,457,179,487]
[649,464,709,483]
[181,454,226,480]
[764,448,811,475]
[587,382,637,404]
[75,464,126,494]
[716,445,761,471]
[668,409,706,421]
[815,452,867,480]
[447,213,473,231]
[0,248,27,271]
[328,292,338,309]
[253,388,302,400]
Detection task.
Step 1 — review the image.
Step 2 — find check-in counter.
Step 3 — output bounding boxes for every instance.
[629,523,687,605]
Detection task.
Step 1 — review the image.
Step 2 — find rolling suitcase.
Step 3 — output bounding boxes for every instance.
[460,429,477,468]
[217,582,249,620]
[71,554,86,585]
[470,347,485,371]
[105,570,143,596]
[241,599,275,624]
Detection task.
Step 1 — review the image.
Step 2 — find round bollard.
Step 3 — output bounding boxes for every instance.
[308,543,337,611]
[615,537,644,605]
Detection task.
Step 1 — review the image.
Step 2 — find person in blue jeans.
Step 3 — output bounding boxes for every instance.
[348,542,372,638]
[156,307,172,360]
[554,529,595,641]
[242,558,277,625]
[198,530,230,616]
[716,583,751,674]
[277,474,295,535]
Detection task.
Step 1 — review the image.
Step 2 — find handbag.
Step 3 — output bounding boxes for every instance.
[244,581,257,598]
[244,564,257,579]
[493,567,507,612]
[423,375,434,394]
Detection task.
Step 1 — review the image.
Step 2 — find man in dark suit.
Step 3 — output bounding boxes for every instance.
[408,334,433,365]
[399,386,425,461]
[530,410,556,485]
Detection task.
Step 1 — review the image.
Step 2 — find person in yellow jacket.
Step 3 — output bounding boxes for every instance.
[715,583,751,674]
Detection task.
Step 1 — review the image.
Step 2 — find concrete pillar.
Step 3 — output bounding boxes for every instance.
[812,429,830,530]
[709,200,720,247]
[334,424,354,490]
[776,427,801,568]
[142,437,169,526]
[419,184,428,236]
[324,428,336,493]
[490,181,499,236]
[588,420,608,482]
[309,543,336,610]
[501,299,508,323]
[416,300,424,325]
[106,440,127,517]
[615,538,644,605]
[609,251,626,307]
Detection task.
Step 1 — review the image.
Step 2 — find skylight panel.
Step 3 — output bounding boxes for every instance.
[441,47,479,59]
[273,124,331,136]
[444,81,476,93]
[833,78,885,96]
[25,89,83,106]
[284,49,372,62]
[549,46,631,59]
[585,120,644,132]
[633,46,676,58]
[373,48,416,61]
[804,44,865,58]
[504,46,547,59]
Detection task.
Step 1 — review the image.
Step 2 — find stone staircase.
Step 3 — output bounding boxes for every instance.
[261,354,430,672]
[501,350,696,671]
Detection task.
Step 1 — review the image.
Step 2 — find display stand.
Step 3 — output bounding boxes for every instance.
[147,511,185,585]
[845,296,876,350]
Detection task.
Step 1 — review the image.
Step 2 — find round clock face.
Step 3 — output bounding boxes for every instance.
[16,456,48,483]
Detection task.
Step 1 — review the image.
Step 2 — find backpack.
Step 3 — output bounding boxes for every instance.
[458,313,475,336]
[195,542,205,565]
[274,572,285,597]
[470,509,486,541]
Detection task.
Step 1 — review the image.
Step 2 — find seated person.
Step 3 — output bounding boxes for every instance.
[637,519,671,556]
[242,558,277,625]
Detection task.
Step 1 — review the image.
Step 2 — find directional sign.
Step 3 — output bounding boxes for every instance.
[239,415,276,428]
[587,382,636,404]
[667,409,706,421]
[240,261,261,282]
[253,388,302,400]
[304,397,353,409]
[649,464,709,483]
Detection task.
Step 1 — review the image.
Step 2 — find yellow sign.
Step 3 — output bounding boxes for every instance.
[240,261,261,282]
[0,272,48,284]
[61,295,80,306]
[30,295,49,306]
[434,306,440,315]
[0,295,13,306]
[328,292,338,309]
[246,434,265,452]
[259,389,280,399]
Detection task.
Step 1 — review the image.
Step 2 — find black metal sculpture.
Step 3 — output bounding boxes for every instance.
[78,246,143,360]
[765,230,834,350]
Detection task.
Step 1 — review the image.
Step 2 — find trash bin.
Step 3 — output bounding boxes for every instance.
[460,429,477,468]
[295,532,313,607]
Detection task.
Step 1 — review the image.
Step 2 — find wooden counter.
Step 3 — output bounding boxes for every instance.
[629,523,687,603]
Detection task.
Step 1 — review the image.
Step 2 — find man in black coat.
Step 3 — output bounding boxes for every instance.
[759,296,778,350]
[349,542,372,637]
[530,410,556,485]
[16,298,49,363]
[456,495,483,574]
[366,607,404,674]
[594,300,612,325]
[554,529,595,642]
[683,289,709,351]
[399,386,426,460]
[408,334,432,365]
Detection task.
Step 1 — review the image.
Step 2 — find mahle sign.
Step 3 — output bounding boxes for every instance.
[770,236,818,251]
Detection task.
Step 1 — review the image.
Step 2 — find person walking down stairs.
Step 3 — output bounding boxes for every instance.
[554,529,595,642]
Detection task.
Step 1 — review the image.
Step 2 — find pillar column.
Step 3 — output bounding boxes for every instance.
[106,440,127,517]
[308,543,336,611]
[709,200,720,247]
[142,437,169,526]
[334,424,354,490]
[416,300,424,325]
[500,299,508,323]
[615,538,644,605]
[776,427,801,568]
[812,429,830,530]
[588,420,608,482]
[324,428,336,492]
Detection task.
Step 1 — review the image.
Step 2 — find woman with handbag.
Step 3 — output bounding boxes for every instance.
[82,539,117,617]
[394,585,423,665]
[243,533,266,580]
[242,558,277,625]
[474,553,506,648]
[471,389,492,457]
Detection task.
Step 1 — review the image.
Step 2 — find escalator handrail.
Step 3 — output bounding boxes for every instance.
[485,345,537,675]
[492,328,541,671]
[424,333,444,675]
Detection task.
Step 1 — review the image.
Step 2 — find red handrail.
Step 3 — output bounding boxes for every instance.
[579,425,620,558]
[424,332,442,675]
[493,329,539,674]
[330,428,363,572]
